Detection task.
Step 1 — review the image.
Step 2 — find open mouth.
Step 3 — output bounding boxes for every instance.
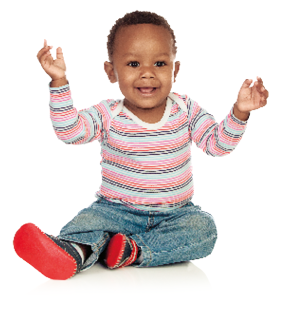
[137,87,157,94]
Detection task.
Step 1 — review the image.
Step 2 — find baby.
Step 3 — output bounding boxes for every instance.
[13,11,268,280]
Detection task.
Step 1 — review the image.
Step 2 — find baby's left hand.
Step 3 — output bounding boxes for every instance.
[236,77,269,112]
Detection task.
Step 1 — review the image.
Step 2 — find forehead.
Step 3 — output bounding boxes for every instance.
[114,24,174,56]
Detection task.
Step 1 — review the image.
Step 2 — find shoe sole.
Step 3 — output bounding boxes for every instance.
[13,223,77,280]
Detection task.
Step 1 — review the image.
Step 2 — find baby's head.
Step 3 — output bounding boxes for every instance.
[104,11,180,113]
[106,11,177,63]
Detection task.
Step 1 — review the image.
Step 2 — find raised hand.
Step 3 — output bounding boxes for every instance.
[236,77,269,113]
[37,39,66,80]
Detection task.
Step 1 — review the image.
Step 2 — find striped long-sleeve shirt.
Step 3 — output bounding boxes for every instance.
[49,83,248,211]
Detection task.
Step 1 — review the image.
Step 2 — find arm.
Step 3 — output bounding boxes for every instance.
[233,103,250,122]
[49,82,103,145]
[188,100,248,157]
[188,77,269,156]
[37,40,104,144]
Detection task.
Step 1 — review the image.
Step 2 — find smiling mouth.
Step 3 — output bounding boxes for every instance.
[137,87,157,94]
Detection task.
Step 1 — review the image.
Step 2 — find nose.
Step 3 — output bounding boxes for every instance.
[140,66,155,79]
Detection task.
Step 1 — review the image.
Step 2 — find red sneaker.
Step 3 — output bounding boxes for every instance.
[104,233,138,269]
[13,223,83,280]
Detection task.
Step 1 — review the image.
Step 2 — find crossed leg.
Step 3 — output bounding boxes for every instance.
[130,206,218,267]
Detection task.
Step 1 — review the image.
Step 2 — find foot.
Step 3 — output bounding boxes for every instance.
[104,233,138,269]
[13,223,83,280]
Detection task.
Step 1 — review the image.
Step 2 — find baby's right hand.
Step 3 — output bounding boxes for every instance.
[37,39,66,80]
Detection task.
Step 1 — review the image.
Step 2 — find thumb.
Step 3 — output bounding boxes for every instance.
[241,78,253,89]
[56,47,64,60]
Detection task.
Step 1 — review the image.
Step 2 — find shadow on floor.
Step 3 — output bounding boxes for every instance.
[31,261,211,295]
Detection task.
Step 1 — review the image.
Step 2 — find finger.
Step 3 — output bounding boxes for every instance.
[39,48,53,65]
[242,78,253,89]
[56,47,64,60]
[255,80,263,87]
[263,89,269,99]
[37,47,50,61]
[257,76,263,85]
[260,99,267,107]
[255,81,265,94]
[43,40,53,50]
[260,91,269,102]
[255,83,268,99]
[37,45,53,60]
[255,83,265,93]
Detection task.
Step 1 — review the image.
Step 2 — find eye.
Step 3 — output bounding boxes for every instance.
[154,61,166,67]
[128,61,139,67]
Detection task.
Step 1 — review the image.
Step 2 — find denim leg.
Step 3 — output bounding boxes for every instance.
[57,198,147,271]
[56,198,217,271]
[130,204,218,268]
[57,199,133,271]
[58,228,110,271]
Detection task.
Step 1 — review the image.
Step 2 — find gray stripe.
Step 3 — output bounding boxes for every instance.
[102,176,192,193]
[103,157,191,175]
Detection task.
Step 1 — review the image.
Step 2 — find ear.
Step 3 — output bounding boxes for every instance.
[104,61,117,83]
[173,61,180,82]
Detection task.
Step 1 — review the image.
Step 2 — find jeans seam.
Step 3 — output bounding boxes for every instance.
[92,233,110,254]
[146,213,155,232]
[81,233,110,271]
[58,232,109,255]
[135,234,152,267]
[58,235,91,245]
[135,233,217,267]
[150,234,217,255]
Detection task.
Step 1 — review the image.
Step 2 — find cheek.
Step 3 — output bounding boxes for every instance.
[117,76,135,97]
[118,70,135,86]
[159,68,174,83]
[118,79,132,94]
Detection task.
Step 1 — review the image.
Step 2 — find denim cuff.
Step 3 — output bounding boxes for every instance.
[130,234,153,268]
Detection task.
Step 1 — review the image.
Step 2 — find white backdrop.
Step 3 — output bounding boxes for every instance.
[2,0,281,329]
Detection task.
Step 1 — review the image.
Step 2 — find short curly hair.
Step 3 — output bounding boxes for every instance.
[107,11,177,62]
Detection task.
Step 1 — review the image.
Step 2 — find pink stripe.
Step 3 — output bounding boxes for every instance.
[102,149,191,168]
[103,168,192,187]
[100,186,194,204]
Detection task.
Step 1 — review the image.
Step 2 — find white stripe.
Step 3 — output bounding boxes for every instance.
[168,92,188,113]
[122,97,172,130]
[71,243,85,264]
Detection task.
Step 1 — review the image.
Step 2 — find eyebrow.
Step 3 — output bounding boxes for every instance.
[122,52,170,57]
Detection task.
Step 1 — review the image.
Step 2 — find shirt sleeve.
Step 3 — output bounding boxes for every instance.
[49,82,105,145]
[187,98,248,156]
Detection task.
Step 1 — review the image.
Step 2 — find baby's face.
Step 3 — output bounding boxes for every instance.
[104,24,180,112]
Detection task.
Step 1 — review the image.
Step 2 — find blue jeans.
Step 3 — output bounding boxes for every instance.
[58,198,217,271]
